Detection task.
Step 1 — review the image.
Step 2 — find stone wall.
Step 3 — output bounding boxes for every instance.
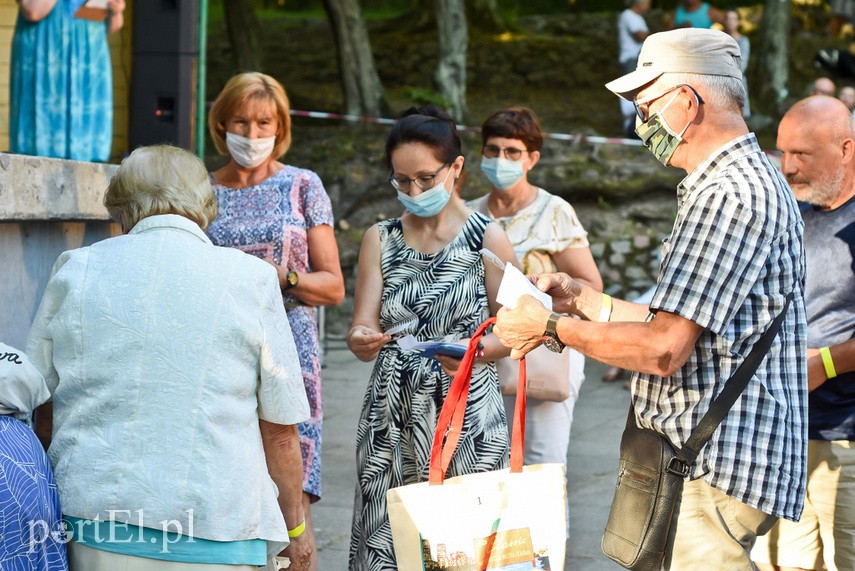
[0,154,118,347]
[2,128,681,344]
[284,122,681,335]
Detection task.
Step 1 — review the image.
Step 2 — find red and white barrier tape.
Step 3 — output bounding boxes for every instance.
[289,108,645,147]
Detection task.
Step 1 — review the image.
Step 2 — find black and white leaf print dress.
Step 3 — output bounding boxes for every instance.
[348,212,510,570]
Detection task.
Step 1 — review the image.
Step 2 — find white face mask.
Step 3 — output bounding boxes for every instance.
[226,132,276,168]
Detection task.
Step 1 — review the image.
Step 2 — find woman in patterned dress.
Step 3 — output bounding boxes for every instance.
[206,72,345,571]
[10,0,125,162]
[0,343,68,571]
[467,108,602,533]
[346,106,518,570]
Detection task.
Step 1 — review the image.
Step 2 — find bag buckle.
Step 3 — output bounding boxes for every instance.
[666,457,690,477]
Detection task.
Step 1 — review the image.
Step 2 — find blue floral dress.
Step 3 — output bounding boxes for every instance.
[0,417,69,571]
[207,166,334,500]
[9,0,113,162]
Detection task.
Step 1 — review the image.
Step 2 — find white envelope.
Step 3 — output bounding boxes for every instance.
[496,262,553,310]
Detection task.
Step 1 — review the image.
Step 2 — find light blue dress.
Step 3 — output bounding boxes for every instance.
[9,0,113,162]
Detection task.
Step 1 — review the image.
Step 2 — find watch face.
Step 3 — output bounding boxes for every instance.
[286,270,298,288]
[542,335,564,353]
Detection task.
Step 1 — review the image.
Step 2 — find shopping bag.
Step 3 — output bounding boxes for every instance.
[496,345,577,402]
[387,317,567,570]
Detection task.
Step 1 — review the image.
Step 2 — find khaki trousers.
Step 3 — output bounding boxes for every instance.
[752,439,855,571]
[666,478,777,570]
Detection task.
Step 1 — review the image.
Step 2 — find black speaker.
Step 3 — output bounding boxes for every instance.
[130,0,199,151]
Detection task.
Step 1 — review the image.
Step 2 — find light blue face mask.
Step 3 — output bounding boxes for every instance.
[396,171,452,217]
[480,157,525,190]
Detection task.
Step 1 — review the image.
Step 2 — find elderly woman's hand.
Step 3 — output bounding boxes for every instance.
[347,325,390,362]
[494,295,552,360]
[282,533,313,569]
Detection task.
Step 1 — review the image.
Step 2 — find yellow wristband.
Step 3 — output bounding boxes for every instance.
[599,294,613,323]
[820,347,838,380]
[287,520,306,538]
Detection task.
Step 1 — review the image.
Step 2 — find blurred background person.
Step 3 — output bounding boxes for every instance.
[839,85,855,114]
[27,145,312,570]
[207,72,345,571]
[811,76,838,97]
[347,105,517,570]
[724,8,751,118]
[0,342,68,571]
[10,0,125,162]
[466,107,602,531]
[831,0,855,39]
[667,0,724,29]
[617,0,651,137]
[840,85,855,127]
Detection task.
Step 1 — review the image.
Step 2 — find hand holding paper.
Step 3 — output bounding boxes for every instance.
[496,262,552,310]
[493,264,559,360]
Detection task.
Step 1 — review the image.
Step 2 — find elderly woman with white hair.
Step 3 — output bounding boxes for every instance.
[0,342,68,571]
[27,145,313,570]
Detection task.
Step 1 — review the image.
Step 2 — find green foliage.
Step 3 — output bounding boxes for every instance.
[207,0,772,22]
[403,87,449,109]
[564,0,626,12]
[207,0,408,20]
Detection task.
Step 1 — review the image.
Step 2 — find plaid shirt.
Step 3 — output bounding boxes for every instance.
[633,133,808,521]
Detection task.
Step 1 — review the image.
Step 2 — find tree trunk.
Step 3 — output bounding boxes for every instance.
[754,0,790,116]
[223,0,263,72]
[321,0,389,118]
[435,0,469,122]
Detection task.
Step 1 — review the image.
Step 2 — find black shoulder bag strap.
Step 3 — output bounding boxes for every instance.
[667,292,794,477]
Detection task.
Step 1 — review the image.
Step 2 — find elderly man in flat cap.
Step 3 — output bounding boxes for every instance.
[494,28,807,569]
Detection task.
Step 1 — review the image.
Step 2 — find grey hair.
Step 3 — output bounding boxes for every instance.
[660,72,747,115]
[104,145,218,231]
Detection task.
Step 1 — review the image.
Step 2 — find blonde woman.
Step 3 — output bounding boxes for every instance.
[206,72,344,571]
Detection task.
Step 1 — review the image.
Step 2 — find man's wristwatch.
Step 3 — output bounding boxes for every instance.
[285,269,299,290]
[542,312,566,353]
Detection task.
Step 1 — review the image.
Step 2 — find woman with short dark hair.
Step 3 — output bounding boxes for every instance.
[467,108,602,531]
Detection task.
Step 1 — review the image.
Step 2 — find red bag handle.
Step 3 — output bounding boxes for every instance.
[428,317,527,485]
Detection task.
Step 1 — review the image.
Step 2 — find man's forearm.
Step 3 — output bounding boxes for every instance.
[568,283,651,323]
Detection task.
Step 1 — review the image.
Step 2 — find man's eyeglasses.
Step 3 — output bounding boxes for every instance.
[482,144,528,161]
[633,84,705,123]
[389,163,449,192]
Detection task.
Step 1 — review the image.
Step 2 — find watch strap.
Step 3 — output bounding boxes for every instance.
[545,312,562,337]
